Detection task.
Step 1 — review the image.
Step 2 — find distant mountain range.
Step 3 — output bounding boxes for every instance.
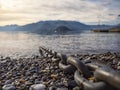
[0,25,19,31]
[113,24,120,28]
[0,20,117,34]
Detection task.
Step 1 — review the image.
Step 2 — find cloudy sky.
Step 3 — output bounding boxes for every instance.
[0,0,120,26]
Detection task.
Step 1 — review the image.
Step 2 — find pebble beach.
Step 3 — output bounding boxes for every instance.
[0,51,120,90]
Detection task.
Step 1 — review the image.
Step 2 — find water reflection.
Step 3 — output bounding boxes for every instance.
[0,31,120,58]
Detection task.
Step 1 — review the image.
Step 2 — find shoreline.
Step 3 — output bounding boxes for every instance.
[0,51,120,90]
[92,28,120,33]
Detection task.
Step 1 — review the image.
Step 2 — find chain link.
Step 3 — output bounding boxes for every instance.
[39,47,120,90]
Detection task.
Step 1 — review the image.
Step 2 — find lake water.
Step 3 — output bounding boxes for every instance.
[0,31,120,58]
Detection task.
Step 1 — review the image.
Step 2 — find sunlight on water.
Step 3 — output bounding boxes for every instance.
[0,31,120,58]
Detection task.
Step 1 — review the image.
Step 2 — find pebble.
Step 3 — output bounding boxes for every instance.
[73,86,81,90]
[52,58,60,63]
[51,74,58,79]
[42,82,49,86]
[117,61,120,66]
[68,80,77,89]
[83,58,91,64]
[117,66,120,70]
[112,59,118,65]
[49,86,56,90]
[29,84,46,90]
[2,84,16,90]
[19,78,26,83]
[4,80,12,85]
[41,76,47,81]
[56,87,68,90]
[25,81,33,86]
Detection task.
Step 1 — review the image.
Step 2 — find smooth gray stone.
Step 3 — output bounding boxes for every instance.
[56,87,68,90]
[29,84,46,90]
[2,84,16,90]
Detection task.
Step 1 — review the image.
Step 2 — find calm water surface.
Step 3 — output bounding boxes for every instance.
[0,31,120,58]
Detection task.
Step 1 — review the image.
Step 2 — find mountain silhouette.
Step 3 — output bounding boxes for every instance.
[0,20,114,34]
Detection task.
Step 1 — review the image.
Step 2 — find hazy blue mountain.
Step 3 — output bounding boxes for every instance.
[53,26,72,34]
[113,24,120,28]
[0,25,19,31]
[0,20,115,34]
[90,25,114,30]
[17,20,91,34]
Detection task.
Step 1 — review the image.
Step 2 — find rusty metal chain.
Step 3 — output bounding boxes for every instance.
[39,47,120,90]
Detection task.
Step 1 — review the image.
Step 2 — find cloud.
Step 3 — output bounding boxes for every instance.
[0,0,120,26]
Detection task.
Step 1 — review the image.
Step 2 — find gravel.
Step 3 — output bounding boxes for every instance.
[0,51,120,90]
